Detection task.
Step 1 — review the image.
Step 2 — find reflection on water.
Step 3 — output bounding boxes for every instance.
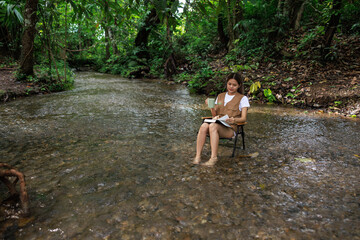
[1,72,359,239]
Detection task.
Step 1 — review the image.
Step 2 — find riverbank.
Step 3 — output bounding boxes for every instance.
[0,68,44,102]
[201,35,360,119]
[241,58,360,118]
[0,54,76,102]
[1,60,359,119]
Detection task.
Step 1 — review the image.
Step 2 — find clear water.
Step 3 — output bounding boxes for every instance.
[1,72,359,239]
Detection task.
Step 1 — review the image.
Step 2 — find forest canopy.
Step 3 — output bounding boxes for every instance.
[0,0,359,95]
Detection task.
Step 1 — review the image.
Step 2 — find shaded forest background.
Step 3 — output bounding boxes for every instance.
[0,0,359,116]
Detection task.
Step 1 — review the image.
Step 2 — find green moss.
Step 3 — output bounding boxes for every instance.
[0,89,5,97]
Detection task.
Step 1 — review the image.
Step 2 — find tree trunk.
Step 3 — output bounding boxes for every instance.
[283,0,289,15]
[323,0,342,50]
[234,0,243,38]
[109,27,119,55]
[226,0,235,50]
[277,0,284,14]
[288,0,307,30]
[134,8,159,60]
[164,17,177,79]
[64,0,68,83]
[104,0,111,60]
[225,0,242,51]
[293,0,306,30]
[78,24,82,59]
[19,0,39,77]
[217,14,229,49]
[104,25,110,60]
[39,6,60,82]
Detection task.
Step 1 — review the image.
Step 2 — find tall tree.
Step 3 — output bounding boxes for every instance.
[109,27,119,55]
[134,7,160,60]
[322,0,342,57]
[289,0,307,30]
[103,0,111,60]
[216,0,243,51]
[278,0,307,30]
[217,13,229,50]
[19,0,39,76]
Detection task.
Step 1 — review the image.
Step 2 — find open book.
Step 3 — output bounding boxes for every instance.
[204,115,232,128]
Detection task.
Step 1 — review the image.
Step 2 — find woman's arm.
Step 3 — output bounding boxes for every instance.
[227,107,248,124]
[237,107,248,123]
[210,108,217,117]
[232,96,249,123]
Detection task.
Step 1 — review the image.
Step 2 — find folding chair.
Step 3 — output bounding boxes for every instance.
[202,117,246,157]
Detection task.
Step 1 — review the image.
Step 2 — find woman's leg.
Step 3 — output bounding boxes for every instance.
[194,123,210,164]
[203,123,234,166]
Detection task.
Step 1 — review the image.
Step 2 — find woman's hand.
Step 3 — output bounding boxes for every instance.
[208,98,217,117]
[213,115,220,120]
[225,117,236,124]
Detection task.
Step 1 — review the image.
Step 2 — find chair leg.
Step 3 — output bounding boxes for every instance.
[241,126,245,150]
[232,133,238,157]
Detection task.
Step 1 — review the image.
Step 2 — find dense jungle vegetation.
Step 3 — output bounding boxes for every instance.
[0,0,359,114]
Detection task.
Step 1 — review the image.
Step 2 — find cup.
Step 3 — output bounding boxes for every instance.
[208,98,215,108]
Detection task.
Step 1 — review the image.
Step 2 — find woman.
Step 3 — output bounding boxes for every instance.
[193,73,250,166]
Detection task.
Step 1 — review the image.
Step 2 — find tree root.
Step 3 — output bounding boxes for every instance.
[0,163,30,215]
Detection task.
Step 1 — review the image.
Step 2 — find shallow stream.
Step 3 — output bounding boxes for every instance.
[1,72,359,239]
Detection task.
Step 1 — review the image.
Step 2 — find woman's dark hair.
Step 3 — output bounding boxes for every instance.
[226,72,244,94]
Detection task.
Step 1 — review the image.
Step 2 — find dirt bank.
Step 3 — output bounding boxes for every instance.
[244,58,360,118]
[0,69,43,102]
[206,35,360,118]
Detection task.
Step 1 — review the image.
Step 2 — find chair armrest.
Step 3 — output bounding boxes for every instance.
[201,117,213,119]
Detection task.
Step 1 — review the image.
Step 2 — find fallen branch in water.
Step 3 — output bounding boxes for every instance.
[238,152,259,158]
[0,163,30,215]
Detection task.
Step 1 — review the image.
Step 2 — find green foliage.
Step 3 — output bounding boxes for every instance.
[16,70,73,92]
[263,89,276,103]
[0,1,23,26]
[175,5,218,58]
[21,61,75,92]
[149,56,165,77]
[249,81,261,94]
[296,26,324,58]
[0,56,16,68]
[227,0,287,60]
[2,0,359,93]
[334,101,342,107]
[231,64,253,72]
[187,67,213,94]
[0,0,23,54]
[323,43,339,61]
[176,61,262,95]
[285,84,302,104]
[286,92,296,99]
[263,75,275,82]
[174,72,192,83]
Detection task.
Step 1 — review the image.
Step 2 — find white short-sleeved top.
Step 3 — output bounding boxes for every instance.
[215,92,250,111]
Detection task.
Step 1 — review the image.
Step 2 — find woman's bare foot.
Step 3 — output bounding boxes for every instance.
[192,156,201,164]
[202,157,218,166]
